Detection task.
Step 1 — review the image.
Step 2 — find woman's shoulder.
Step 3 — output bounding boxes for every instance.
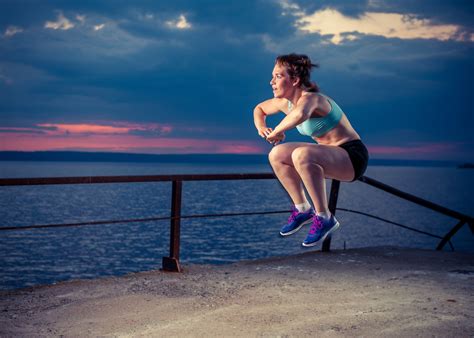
[305,91,336,106]
[301,91,325,101]
[298,91,325,107]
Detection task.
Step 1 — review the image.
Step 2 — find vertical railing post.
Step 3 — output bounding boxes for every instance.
[436,219,465,251]
[322,179,340,252]
[162,180,183,272]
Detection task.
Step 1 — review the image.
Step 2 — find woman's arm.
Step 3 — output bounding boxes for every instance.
[266,94,318,143]
[253,98,286,138]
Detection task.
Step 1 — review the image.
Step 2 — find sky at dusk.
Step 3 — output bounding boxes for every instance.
[0,0,473,160]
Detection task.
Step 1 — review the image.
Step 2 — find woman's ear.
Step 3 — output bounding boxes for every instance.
[292,77,300,87]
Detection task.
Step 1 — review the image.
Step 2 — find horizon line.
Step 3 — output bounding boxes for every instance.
[0,150,469,166]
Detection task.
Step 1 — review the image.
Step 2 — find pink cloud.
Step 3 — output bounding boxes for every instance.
[0,132,266,154]
[0,121,270,154]
[38,123,132,135]
[2,121,465,157]
[35,122,175,136]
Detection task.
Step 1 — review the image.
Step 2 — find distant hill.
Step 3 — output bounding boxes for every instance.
[0,151,460,167]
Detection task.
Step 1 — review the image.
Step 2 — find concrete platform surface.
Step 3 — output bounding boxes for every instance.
[1,246,473,337]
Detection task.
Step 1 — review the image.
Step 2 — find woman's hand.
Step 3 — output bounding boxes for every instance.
[257,126,273,139]
[265,130,285,145]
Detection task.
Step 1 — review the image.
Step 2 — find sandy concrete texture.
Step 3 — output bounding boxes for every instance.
[1,246,473,337]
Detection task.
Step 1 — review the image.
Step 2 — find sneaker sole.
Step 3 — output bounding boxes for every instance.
[279,218,313,236]
[301,221,340,247]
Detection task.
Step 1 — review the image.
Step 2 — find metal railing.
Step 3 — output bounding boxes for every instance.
[1,174,472,272]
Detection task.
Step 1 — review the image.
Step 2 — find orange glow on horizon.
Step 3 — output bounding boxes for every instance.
[0,132,266,154]
[0,122,465,157]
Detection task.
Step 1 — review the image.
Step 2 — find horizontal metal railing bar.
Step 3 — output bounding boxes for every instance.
[1,174,469,223]
[0,173,276,186]
[1,173,471,252]
[0,210,290,231]
[1,206,444,241]
[2,173,470,223]
[0,216,171,231]
[358,176,472,222]
[337,208,443,239]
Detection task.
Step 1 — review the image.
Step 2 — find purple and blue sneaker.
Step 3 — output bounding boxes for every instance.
[280,206,315,236]
[302,214,340,247]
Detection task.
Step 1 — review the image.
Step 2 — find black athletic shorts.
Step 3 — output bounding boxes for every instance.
[338,139,369,181]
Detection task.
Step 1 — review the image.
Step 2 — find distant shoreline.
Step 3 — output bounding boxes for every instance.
[0,151,464,167]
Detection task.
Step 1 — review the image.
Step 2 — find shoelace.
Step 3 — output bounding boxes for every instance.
[287,206,299,223]
[309,216,323,235]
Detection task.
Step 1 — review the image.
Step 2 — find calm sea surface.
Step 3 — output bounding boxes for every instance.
[0,161,473,290]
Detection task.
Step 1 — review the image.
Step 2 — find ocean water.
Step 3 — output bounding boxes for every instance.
[0,161,473,290]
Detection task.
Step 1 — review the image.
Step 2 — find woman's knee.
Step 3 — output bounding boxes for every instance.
[291,147,312,166]
[268,144,291,164]
[291,147,323,171]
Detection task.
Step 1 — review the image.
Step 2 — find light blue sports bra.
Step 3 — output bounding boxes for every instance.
[288,93,343,137]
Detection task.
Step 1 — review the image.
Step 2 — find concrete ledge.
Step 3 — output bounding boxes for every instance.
[1,246,473,337]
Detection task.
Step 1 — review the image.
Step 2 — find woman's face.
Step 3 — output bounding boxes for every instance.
[270,63,294,99]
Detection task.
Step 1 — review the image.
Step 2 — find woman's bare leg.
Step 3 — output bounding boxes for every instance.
[269,142,354,213]
[291,144,354,212]
[268,142,313,205]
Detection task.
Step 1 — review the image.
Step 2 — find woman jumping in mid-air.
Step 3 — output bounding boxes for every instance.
[253,53,369,247]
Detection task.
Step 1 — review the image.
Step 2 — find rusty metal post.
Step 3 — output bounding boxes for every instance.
[322,179,340,252]
[162,180,183,272]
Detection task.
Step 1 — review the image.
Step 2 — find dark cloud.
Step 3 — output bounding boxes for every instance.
[0,0,472,158]
[292,0,474,27]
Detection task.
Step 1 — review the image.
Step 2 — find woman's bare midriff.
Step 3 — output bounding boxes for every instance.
[313,114,361,146]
